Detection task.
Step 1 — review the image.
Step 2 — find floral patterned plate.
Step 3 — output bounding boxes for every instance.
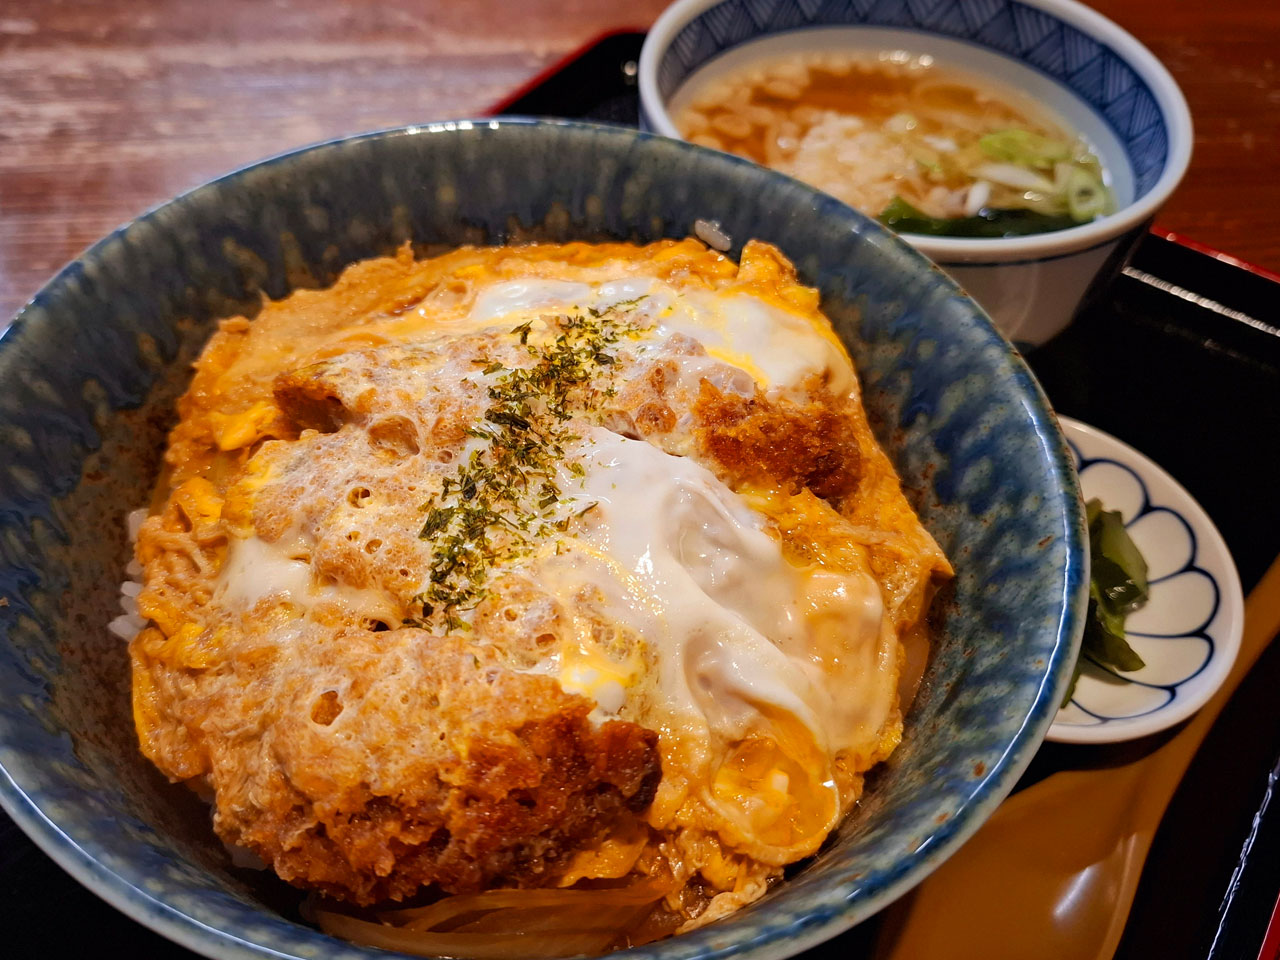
[1049,417,1244,744]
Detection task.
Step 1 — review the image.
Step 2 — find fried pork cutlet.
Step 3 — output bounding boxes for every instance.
[126,239,949,934]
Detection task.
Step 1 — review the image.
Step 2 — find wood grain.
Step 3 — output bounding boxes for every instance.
[1,0,1277,320]
[1088,0,1280,271]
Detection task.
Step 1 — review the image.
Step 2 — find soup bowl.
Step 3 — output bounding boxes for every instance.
[0,118,1086,960]
[638,0,1193,346]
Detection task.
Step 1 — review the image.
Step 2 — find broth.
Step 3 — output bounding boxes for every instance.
[675,53,1112,237]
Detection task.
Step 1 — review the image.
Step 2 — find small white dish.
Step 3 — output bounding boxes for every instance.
[1048,417,1243,744]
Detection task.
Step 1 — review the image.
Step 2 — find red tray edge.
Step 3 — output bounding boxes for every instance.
[485,27,648,117]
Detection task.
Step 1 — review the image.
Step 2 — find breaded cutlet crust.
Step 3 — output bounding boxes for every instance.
[134,333,667,904]
[130,239,950,922]
[136,614,661,905]
[237,642,662,905]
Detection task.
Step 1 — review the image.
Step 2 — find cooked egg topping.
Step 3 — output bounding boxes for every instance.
[132,239,950,925]
[467,275,855,398]
[534,428,893,862]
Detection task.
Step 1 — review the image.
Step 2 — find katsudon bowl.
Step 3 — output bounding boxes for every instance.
[0,118,1086,960]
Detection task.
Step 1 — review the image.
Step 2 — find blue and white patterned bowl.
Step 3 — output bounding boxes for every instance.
[0,119,1086,960]
[638,0,1194,345]
[1050,417,1243,744]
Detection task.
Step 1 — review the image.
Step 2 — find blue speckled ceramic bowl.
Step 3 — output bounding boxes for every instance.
[0,118,1086,960]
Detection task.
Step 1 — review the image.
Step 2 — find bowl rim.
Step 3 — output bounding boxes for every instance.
[0,116,1088,960]
[637,0,1194,264]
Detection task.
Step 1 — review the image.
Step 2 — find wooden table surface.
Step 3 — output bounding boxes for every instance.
[1,0,1277,317]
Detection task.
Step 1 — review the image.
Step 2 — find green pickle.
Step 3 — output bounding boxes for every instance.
[1062,498,1150,705]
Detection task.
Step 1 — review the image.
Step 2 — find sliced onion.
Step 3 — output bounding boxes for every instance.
[378,885,670,942]
[963,180,991,218]
[318,911,617,959]
[970,162,1056,194]
[452,903,651,935]
[388,882,671,931]
[321,883,673,959]
[921,134,957,153]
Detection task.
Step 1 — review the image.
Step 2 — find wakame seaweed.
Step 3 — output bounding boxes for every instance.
[1062,499,1151,705]
[878,196,1080,238]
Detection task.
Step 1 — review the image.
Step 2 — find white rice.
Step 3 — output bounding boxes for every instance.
[693,218,732,252]
[115,505,266,871]
[108,507,149,642]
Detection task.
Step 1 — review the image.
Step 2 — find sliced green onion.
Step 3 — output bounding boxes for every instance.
[1053,161,1076,192]
[978,128,1073,167]
[1065,167,1112,221]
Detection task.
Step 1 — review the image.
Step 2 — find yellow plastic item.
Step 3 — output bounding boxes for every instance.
[876,553,1280,960]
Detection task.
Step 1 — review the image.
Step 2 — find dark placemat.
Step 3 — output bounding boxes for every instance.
[6,29,1280,960]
